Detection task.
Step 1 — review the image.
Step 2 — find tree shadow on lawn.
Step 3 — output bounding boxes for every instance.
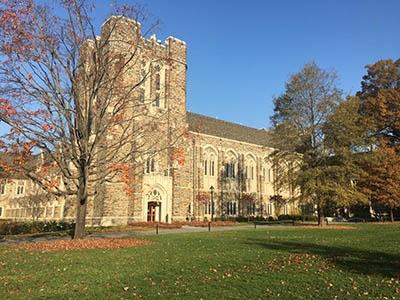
[246,239,400,278]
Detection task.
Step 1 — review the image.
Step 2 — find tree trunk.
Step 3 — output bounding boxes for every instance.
[74,160,89,239]
[390,208,394,222]
[317,204,325,226]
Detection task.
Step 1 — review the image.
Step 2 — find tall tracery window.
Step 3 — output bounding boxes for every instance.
[210,160,215,176]
[152,65,162,108]
[155,73,161,91]
[227,201,237,215]
[224,162,236,178]
[139,60,148,104]
[263,158,273,183]
[203,149,217,178]
[245,155,256,181]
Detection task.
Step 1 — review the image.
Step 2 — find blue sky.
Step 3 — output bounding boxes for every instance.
[113,0,398,129]
[26,0,400,130]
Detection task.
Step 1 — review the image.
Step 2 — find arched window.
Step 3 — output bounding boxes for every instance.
[203,147,218,178]
[245,154,256,181]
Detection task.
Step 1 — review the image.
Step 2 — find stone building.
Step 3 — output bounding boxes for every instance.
[0,16,298,224]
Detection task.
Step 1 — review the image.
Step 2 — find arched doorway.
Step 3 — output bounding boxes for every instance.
[146,189,162,222]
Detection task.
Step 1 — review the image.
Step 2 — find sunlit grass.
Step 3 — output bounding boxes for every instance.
[1,223,399,299]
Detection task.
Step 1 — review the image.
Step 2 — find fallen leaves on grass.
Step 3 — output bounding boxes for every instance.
[265,253,319,272]
[15,238,151,252]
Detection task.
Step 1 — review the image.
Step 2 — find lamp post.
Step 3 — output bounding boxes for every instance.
[210,186,215,222]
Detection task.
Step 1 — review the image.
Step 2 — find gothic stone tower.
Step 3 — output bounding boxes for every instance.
[82,16,189,226]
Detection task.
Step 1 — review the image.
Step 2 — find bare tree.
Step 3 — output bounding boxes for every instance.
[0,0,185,238]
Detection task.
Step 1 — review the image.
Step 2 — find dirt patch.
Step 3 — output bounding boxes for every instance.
[15,238,151,252]
[295,225,356,230]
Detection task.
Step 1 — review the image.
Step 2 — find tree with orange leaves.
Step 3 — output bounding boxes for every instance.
[0,1,184,238]
[358,59,400,143]
[356,59,400,221]
[359,140,400,222]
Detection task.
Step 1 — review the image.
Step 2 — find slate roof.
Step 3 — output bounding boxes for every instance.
[187,112,272,147]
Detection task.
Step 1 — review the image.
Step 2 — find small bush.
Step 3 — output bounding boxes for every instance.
[234,216,267,222]
[278,214,302,221]
[235,216,249,222]
[303,215,318,222]
[0,221,74,235]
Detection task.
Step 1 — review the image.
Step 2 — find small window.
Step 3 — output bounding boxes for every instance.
[153,93,160,107]
[204,201,211,214]
[0,180,6,195]
[0,207,3,217]
[145,159,155,174]
[16,181,25,195]
[204,160,207,176]
[251,167,254,180]
[138,88,145,102]
[141,68,147,80]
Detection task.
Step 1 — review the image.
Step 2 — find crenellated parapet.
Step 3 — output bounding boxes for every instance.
[100,16,187,66]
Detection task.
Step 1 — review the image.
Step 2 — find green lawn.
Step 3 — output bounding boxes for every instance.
[1,224,399,299]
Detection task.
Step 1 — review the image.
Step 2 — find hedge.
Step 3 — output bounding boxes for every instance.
[0,220,74,235]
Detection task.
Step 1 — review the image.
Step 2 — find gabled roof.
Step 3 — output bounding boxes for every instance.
[187,112,272,147]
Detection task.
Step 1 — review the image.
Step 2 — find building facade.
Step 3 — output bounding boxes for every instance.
[0,16,298,225]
